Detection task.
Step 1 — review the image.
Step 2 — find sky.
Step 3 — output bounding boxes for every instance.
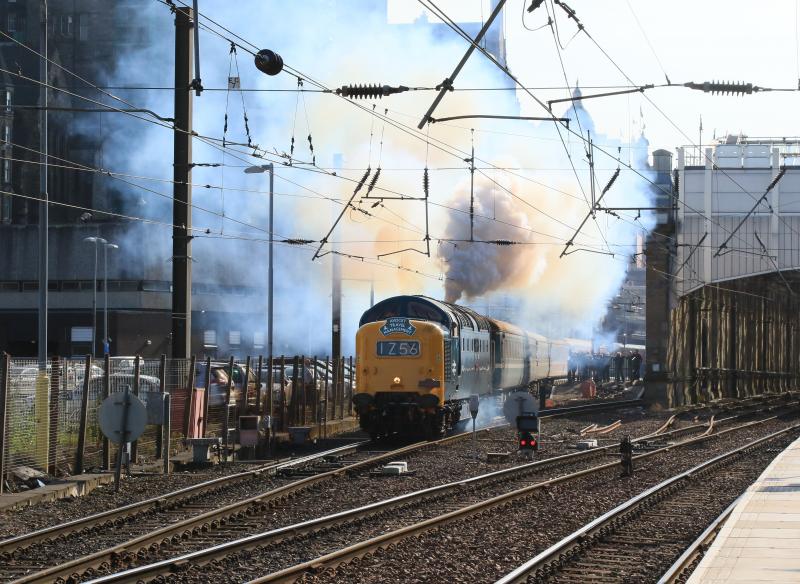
[97,0,800,352]
[390,0,800,150]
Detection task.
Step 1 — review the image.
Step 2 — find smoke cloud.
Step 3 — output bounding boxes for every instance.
[93,1,656,353]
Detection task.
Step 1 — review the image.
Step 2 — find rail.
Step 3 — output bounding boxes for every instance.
[656,498,738,584]
[7,424,505,584]
[494,427,798,584]
[81,403,799,584]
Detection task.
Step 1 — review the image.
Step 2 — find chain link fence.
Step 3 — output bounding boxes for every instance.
[0,353,355,491]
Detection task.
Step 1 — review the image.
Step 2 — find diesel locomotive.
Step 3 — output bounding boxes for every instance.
[352,295,584,438]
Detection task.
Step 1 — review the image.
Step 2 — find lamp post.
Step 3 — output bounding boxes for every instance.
[244,164,274,358]
[83,236,107,357]
[103,242,118,355]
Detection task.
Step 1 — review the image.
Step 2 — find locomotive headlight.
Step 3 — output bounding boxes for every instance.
[393,376,401,384]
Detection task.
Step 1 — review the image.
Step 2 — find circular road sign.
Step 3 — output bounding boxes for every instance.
[98,391,148,444]
[503,391,539,429]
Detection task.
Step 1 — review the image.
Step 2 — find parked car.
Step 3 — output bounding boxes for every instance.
[195,361,262,407]
[78,373,161,405]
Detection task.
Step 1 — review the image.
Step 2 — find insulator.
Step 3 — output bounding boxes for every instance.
[423,168,430,198]
[283,238,314,245]
[366,167,381,193]
[353,167,371,196]
[601,168,620,195]
[683,80,755,96]
[490,239,515,246]
[254,49,284,76]
[335,84,409,99]
[527,0,545,13]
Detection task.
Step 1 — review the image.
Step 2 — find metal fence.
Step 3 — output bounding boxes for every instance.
[0,353,355,492]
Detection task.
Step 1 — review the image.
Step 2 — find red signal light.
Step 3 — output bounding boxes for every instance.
[520,439,527,447]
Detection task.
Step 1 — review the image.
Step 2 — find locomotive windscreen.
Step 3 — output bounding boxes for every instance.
[359,296,450,328]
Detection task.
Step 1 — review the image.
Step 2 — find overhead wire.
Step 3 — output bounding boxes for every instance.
[420,0,768,259]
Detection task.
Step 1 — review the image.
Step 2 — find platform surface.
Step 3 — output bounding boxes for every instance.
[688,434,800,583]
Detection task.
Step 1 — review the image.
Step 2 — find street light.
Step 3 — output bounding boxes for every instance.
[83,236,107,357]
[244,164,274,358]
[103,243,119,355]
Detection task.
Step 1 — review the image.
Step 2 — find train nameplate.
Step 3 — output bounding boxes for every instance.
[380,317,416,336]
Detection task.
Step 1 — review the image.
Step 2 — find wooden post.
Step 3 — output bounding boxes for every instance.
[155,354,166,458]
[300,355,307,425]
[290,356,300,427]
[74,355,92,475]
[266,355,274,422]
[242,356,251,413]
[185,355,197,437]
[163,393,171,474]
[48,356,60,475]
[130,355,141,464]
[0,354,9,493]
[348,356,354,417]
[202,356,211,437]
[338,357,345,420]
[254,355,263,416]
[223,356,234,462]
[323,357,330,439]
[279,356,286,431]
[330,355,337,422]
[102,354,111,470]
[312,355,318,428]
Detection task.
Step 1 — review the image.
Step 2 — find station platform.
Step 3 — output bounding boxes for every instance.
[688,434,800,583]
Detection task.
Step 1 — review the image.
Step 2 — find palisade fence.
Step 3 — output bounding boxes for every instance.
[0,353,355,492]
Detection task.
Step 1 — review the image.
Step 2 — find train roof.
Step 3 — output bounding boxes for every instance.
[359,295,493,332]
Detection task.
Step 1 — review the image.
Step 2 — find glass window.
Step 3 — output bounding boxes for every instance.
[203,329,217,346]
[71,326,92,342]
[229,330,241,345]
[78,13,88,41]
[7,14,16,32]
[253,331,264,349]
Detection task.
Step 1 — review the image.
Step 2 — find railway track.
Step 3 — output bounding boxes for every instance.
[0,422,507,584]
[655,498,738,584]
[494,430,794,584]
[78,403,800,583]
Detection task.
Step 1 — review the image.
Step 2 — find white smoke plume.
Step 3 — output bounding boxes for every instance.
[94,1,656,352]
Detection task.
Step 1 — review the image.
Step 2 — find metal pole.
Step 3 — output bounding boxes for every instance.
[223,355,234,462]
[103,243,109,355]
[268,164,274,359]
[74,355,92,474]
[185,354,197,436]
[171,6,194,359]
[131,355,141,464]
[331,156,342,414]
[202,356,211,437]
[37,0,48,368]
[91,241,97,357]
[102,353,110,469]
[113,389,131,492]
[416,0,507,128]
[156,354,166,458]
[0,353,9,493]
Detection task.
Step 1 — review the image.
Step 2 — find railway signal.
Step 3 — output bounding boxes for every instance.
[517,413,540,460]
[518,432,536,450]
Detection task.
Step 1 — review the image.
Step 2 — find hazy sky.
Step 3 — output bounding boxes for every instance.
[389,0,800,152]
